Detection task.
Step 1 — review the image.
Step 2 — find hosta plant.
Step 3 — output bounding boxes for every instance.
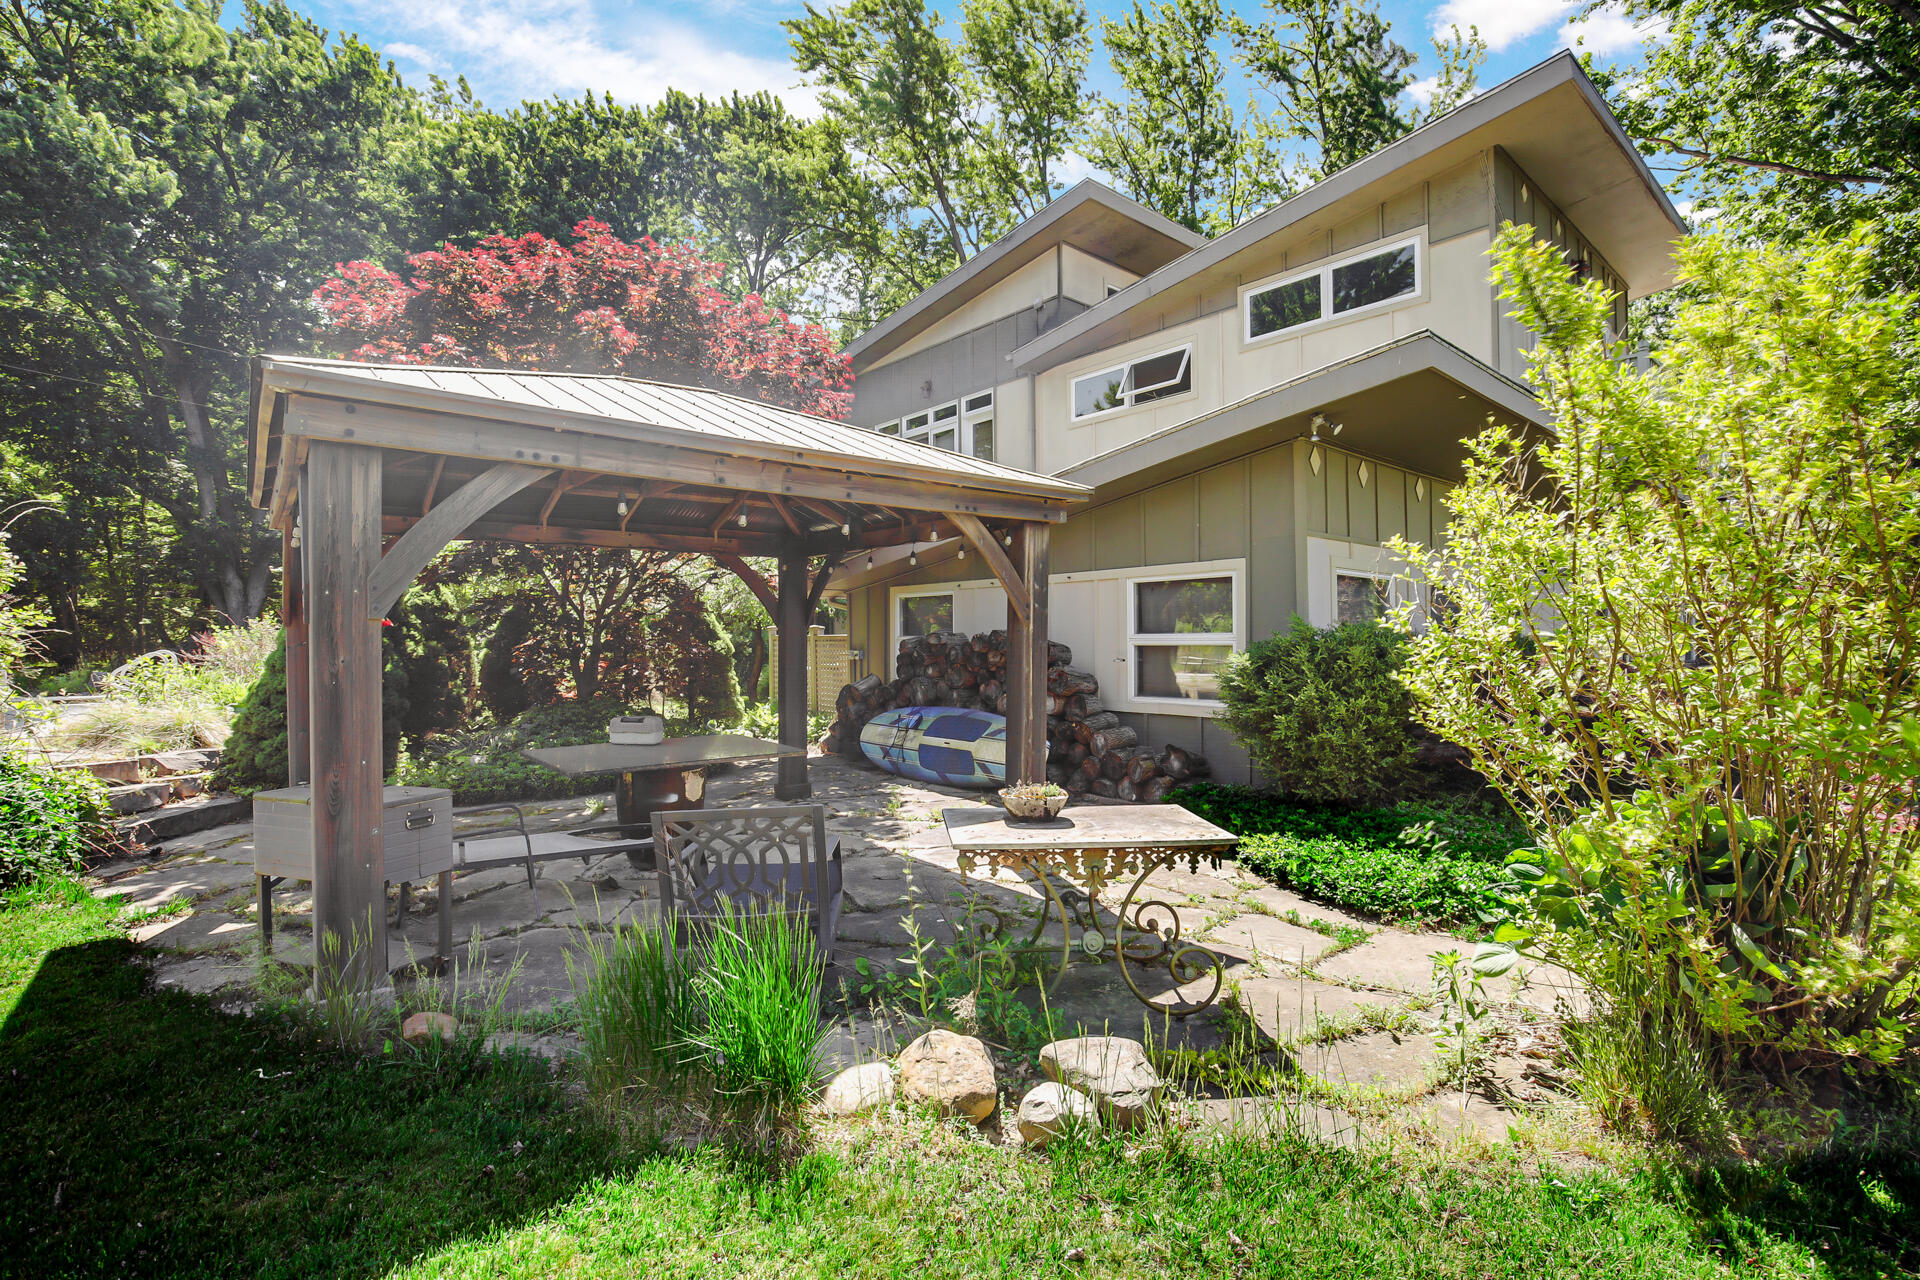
[1393,226,1920,1086]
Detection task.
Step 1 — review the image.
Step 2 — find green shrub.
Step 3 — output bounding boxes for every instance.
[211,633,290,794]
[1175,782,1522,923]
[0,752,115,889]
[1399,228,1920,1075]
[1216,618,1420,805]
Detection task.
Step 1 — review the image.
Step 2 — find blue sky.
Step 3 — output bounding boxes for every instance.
[288,0,1663,123]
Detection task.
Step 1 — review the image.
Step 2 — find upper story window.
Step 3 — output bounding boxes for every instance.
[1243,237,1421,343]
[1071,344,1192,421]
[868,391,996,459]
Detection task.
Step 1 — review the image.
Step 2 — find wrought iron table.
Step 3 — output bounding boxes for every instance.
[941,804,1238,1017]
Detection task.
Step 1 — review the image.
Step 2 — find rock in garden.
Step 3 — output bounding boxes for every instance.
[896,1029,997,1123]
[1039,1036,1162,1128]
[821,1062,896,1117]
[1017,1082,1099,1147]
[402,1011,458,1045]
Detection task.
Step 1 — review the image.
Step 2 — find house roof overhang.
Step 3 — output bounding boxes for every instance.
[841,180,1208,373]
[247,357,1089,560]
[1059,331,1549,499]
[1008,51,1684,377]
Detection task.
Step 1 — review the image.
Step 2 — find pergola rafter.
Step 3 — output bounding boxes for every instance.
[247,356,1090,992]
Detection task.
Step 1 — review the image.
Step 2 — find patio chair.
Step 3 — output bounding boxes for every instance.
[651,805,843,965]
[452,803,658,911]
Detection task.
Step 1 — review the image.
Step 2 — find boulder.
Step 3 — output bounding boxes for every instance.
[820,1062,896,1117]
[402,1011,458,1046]
[1039,1036,1162,1128]
[896,1029,997,1123]
[1017,1082,1099,1148]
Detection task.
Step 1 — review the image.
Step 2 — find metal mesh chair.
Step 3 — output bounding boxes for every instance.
[652,805,842,964]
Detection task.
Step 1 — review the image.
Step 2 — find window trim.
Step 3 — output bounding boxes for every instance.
[961,390,995,460]
[1240,235,1424,347]
[1122,564,1245,710]
[1332,567,1394,626]
[1069,343,1195,423]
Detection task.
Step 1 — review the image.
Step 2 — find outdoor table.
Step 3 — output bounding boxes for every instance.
[523,734,805,838]
[941,803,1238,1018]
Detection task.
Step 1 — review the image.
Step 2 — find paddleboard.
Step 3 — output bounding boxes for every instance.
[858,705,1007,789]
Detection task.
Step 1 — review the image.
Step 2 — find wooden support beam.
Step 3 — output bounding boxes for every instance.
[767,494,804,536]
[536,469,593,528]
[617,480,657,531]
[419,457,447,514]
[710,495,747,537]
[716,553,778,615]
[367,462,553,618]
[774,550,811,801]
[379,514,787,557]
[304,441,387,993]
[283,395,1077,523]
[267,436,308,533]
[808,553,843,616]
[282,518,310,787]
[948,512,1028,624]
[1006,522,1050,785]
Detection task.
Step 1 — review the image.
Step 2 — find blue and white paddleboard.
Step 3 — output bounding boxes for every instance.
[859,706,1007,789]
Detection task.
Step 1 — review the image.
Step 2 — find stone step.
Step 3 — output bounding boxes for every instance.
[115,793,253,844]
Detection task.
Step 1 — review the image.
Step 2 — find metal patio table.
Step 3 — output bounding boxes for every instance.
[942,803,1238,1017]
[524,734,806,847]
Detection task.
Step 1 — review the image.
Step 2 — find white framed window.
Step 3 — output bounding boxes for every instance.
[1241,236,1422,344]
[962,390,995,460]
[1125,567,1244,708]
[895,587,954,644]
[873,419,900,436]
[1308,536,1426,629]
[1070,344,1193,421]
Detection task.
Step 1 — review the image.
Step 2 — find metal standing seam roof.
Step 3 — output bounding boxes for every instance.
[251,356,1091,503]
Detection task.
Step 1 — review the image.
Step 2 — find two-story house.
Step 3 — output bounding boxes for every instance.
[827,51,1685,785]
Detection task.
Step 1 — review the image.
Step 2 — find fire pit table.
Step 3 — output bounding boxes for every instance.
[942,803,1238,1017]
[524,734,805,855]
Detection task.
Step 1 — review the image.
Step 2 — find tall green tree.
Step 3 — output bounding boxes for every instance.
[1235,1,1483,180]
[0,0,413,624]
[1080,0,1287,234]
[1591,0,1920,288]
[786,0,1092,290]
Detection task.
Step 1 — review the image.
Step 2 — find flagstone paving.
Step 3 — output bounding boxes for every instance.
[91,754,1579,1142]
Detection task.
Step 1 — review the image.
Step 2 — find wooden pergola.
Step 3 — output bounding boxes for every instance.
[247,357,1090,988]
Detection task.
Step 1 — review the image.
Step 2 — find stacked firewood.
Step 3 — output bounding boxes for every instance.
[819,629,1209,801]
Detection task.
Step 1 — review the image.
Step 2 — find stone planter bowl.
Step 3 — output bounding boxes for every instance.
[999,787,1069,821]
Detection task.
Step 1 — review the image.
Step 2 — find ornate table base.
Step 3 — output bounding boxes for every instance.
[955,842,1228,1018]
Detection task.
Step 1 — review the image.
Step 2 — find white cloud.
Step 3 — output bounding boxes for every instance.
[1405,75,1441,109]
[1432,0,1577,53]
[342,0,820,114]
[1559,5,1670,57]
[1053,149,1111,188]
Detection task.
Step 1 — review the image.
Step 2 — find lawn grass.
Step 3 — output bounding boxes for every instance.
[3,876,1916,1280]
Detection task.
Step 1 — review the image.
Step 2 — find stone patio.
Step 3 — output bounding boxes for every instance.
[89,754,1585,1142]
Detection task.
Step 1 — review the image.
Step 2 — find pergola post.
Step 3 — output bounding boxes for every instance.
[774,548,811,800]
[1006,521,1051,785]
[282,516,310,787]
[303,442,388,992]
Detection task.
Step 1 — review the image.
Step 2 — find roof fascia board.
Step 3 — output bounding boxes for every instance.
[1010,52,1682,374]
[1059,331,1546,490]
[841,180,1206,367]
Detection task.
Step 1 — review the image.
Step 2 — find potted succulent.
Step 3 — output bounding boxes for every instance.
[998,781,1069,823]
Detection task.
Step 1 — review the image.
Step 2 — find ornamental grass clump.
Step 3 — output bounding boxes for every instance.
[1393,226,1920,1118]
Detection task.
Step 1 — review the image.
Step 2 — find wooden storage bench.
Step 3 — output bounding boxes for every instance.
[253,785,455,968]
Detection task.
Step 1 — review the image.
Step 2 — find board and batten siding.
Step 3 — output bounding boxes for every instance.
[844,436,1452,789]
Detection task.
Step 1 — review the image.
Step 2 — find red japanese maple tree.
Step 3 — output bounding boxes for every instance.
[313,220,852,417]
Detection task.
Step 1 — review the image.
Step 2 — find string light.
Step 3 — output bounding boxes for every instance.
[909,542,918,567]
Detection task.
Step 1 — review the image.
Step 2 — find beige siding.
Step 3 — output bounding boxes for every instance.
[867,251,1062,373]
[1034,153,1502,473]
